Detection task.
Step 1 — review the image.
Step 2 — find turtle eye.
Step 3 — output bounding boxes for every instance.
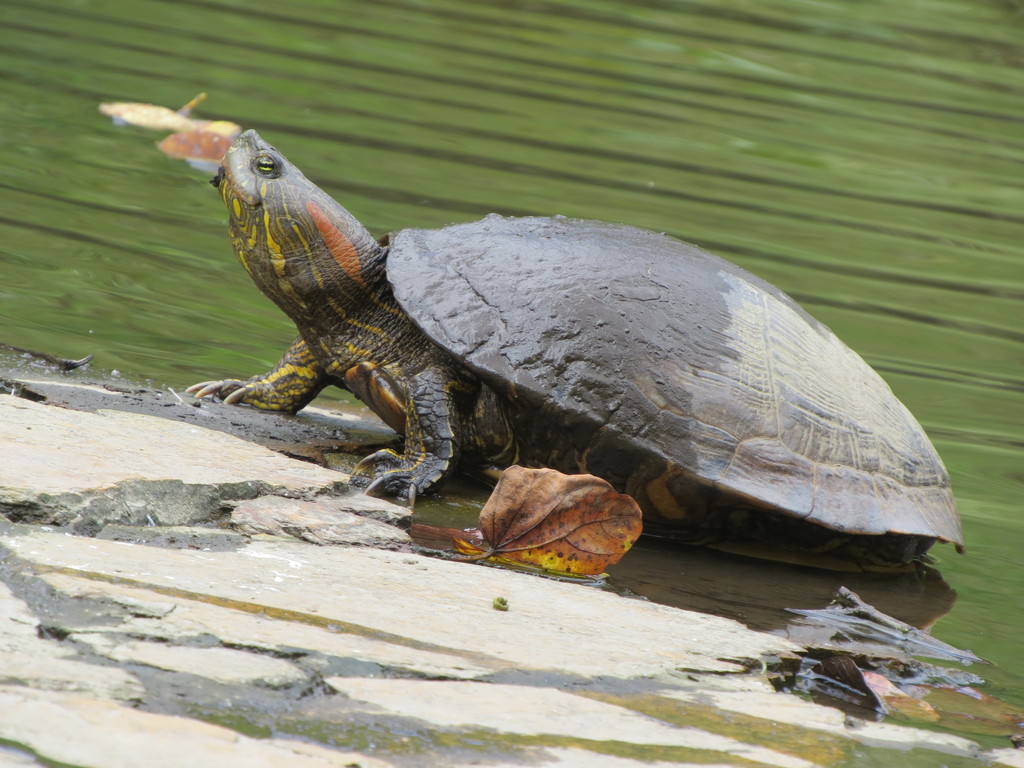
[254,154,280,178]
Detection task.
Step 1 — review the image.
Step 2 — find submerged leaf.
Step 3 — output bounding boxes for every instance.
[918,686,1024,737]
[467,466,642,576]
[857,667,940,721]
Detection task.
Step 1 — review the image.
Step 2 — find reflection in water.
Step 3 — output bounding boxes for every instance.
[608,537,957,633]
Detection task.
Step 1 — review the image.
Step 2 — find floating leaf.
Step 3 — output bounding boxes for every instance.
[159,129,237,167]
[99,93,241,137]
[457,466,642,576]
[99,100,198,132]
[197,120,244,137]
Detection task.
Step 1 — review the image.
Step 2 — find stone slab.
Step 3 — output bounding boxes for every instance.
[659,687,981,760]
[462,751,735,768]
[0,583,43,653]
[0,393,343,493]
[0,651,144,702]
[3,526,799,679]
[41,572,493,680]
[0,527,1013,767]
[0,582,144,701]
[325,677,817,768]
[0,686,391,768]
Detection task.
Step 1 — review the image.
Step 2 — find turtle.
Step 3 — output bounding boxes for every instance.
[189,129,964,567]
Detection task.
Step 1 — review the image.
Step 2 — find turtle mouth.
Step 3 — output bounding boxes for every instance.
[209,166,225,190]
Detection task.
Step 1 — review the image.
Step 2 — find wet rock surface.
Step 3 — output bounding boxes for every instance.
[0,364,1018,767]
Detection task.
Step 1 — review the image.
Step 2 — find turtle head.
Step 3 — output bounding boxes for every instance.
[212,130,386,320]
[213,129,297,208]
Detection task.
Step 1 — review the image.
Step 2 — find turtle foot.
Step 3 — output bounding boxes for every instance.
[353,448,448,506]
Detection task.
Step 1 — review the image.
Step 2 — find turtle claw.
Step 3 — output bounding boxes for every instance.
[186,379,247,403]
[352,452,383,477]
[363,472,417,506]
[187,380,223,398]
[222,387,248,405]
[185,380,217,397]
[363,475,387,496]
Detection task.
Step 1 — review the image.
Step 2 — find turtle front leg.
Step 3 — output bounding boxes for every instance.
[351,365,465,503]
[187,336,328,413]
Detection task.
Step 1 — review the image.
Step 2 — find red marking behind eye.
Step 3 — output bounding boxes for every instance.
[306,201,367,288]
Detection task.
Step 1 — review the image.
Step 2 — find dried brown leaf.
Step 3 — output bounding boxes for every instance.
[469,466,642,576]
[452,533,487,558]
[158,129,237,165]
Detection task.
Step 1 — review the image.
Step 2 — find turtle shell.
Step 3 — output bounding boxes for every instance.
[387,214,962,547]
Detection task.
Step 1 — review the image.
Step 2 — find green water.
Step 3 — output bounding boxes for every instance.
[1,0,1022,752]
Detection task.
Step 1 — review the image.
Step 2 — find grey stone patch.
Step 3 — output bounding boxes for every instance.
[25,478,264,533]
[0,686,393,768]
[0,394,350,530]
[232,495,412,548]
[95,524,248,553]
